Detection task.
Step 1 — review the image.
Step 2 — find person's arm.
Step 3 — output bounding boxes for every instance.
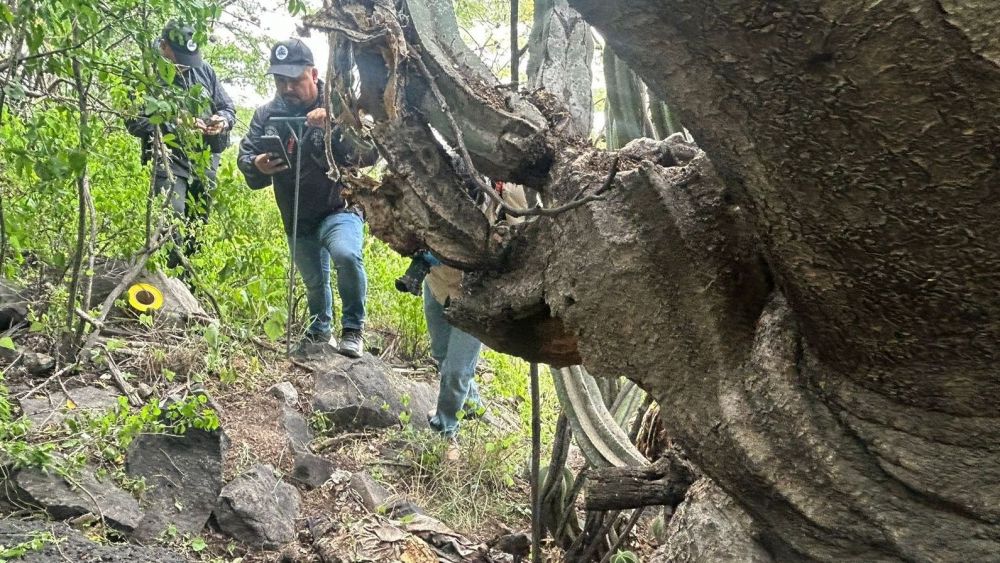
[237,107,275,189]
[207,65,236,132]
[124,93,155,139]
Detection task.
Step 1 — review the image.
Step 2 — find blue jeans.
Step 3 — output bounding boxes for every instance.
[424,280,482,437]
[290,212,367,335]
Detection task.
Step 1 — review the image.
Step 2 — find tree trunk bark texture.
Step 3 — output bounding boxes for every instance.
[310,1,1000,560]
[584,455,695,511]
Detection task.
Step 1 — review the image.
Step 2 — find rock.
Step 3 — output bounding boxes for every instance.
[493,532,530,560]
[0,278,28,330]
[137,382,153,399]
[126,427,227,542]
[269,381,299,406]
[0,348,54,377]
[88,257,133,307]
[312,354,436,431]
[277,406,339,490]
[290,452,337,489]
[0,518,184,562]
[22,351,55,376]
[133,271,209,326]
[7,466,143,532]
[349,471,390,513]
[19,386,120,429]
[214,464,300,549]
[280,407,313,453]
[87,259,210,326]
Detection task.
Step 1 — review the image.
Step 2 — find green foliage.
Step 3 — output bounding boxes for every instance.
[167,394,220,433]
[0,530,59,560]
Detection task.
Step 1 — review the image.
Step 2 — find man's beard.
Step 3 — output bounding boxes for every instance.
[281,94,305,110]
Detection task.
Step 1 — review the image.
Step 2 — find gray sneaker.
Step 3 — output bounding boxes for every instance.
[339,328,364,358]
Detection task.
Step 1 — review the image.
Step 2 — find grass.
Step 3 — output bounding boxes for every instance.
[381,350,561,537]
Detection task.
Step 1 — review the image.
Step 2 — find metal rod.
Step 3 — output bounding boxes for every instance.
[531,361,541,562]
[280,118,307,354]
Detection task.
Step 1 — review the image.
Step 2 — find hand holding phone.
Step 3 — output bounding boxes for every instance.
[254,152,288,175]
[258,134,289,161]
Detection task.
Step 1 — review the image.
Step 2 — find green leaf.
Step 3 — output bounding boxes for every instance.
[189,537,207,552]
[0,336,15,350]
[68,149,87,173]
[263,318,283,341]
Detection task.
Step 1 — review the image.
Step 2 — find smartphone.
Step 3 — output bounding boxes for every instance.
[259,134,288,162]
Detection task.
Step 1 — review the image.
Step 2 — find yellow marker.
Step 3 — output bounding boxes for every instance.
[127,283,164,312]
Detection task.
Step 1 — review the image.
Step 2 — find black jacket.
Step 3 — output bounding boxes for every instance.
[125,62,236,178]
[237,81,379,236]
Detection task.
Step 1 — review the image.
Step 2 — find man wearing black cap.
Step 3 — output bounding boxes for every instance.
[237,39,378,358]
[126,21,235,273]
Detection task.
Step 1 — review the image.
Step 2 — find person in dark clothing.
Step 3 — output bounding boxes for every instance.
[125,21,236,273]
[237,39,378,357]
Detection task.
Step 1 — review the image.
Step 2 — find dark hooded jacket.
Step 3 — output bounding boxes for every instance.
[125,62,236,178]
[237,80,378,236]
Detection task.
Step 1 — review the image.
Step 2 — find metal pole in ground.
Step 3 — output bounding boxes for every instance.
[270,116,307,355]
[531,361,542,562]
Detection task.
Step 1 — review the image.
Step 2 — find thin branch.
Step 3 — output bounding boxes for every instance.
[64,51,91,343]
[0,23,114,72]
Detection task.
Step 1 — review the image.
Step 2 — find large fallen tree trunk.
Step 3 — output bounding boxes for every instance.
[311,1,1000,560]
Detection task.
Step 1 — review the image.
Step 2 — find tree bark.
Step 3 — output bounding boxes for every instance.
[584,455,694,511]
[313,0,1000,560]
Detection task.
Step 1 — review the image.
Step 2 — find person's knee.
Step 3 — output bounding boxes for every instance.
[328,242,363,269]
[295,261,328,290]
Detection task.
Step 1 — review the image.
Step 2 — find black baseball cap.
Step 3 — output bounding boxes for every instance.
[161,21,203,68]
[267,39,314,78]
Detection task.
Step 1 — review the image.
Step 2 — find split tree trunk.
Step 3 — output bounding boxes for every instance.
[311,1,1000,560]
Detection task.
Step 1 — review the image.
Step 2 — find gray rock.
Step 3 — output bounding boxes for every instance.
[126,427,227,541]
[22,351,55,376]
[312,353,436,431]
[7,467,143,532]
[86,260,210,326]
[290,452,337,489]
[279,407,337,489]
[87,257,133,308]
[0,278,28,329]
[19,386,120,429]
[134,271,209,326]
[269,382,299,406]
[349,471,390,512]
[280,406,313,453]
[214,464,300,549]
[0,518,184,562]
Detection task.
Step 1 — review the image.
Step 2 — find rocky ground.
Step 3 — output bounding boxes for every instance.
[0,275,537,562]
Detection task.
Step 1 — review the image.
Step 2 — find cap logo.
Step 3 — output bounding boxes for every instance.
[275,45,289,60]
[186,39,198,52]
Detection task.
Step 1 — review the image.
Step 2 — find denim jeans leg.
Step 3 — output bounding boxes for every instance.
[424,282,482,436]
[423,281,451,367]
[290,232,332,336]
[319,212,367,331]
